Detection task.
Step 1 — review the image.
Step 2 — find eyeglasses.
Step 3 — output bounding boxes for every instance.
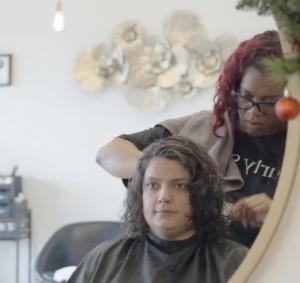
[231,92,278,115]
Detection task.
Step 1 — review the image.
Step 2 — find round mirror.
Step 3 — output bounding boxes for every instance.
[230,3,300,282]
[0,1,299,282]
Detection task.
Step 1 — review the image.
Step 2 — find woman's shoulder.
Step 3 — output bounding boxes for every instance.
[210,238,248,262]
[206,239,248,281]
[160,110,215,134]
[167,110,215,122]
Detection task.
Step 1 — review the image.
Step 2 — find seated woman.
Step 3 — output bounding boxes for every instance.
[68,137,247,283]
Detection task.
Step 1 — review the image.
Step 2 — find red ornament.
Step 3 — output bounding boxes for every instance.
[275,96,300,121]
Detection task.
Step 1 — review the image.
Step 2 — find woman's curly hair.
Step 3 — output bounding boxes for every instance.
[213,30,283,135]
[122,136,228,243]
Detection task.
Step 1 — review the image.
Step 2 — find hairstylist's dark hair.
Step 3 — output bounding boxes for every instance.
[213,30,283,134]
[123,136,227,243]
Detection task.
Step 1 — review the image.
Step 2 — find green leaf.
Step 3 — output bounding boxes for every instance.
[262,57,300,85]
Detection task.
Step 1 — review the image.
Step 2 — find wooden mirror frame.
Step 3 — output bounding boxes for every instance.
[229,7,300,283]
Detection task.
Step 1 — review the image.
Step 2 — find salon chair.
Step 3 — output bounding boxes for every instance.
[35,221,126,282]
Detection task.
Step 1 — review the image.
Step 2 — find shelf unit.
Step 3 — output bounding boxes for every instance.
[0,209,31,283]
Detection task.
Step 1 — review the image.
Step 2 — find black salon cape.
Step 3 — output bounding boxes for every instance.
[68,234,248,283]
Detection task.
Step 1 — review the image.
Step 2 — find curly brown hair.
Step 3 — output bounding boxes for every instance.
[122,136,228,243]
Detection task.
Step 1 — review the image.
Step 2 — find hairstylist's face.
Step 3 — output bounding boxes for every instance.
[142,157,195,241]
[237,66,286,137]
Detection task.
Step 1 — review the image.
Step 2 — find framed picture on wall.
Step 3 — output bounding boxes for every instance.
[0,54,12,86]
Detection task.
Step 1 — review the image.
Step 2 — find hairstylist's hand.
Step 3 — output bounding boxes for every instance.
[230,193,272,228]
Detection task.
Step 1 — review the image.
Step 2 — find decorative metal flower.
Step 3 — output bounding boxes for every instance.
[136,37,188,89]
[123,38,188,111]
[74,43,127,92]
[124,37,186,89]
[156,44,189,89]
[188,44,223,88]
[163,10,207,49]
[175,78,198,99]
[141,38,174,75]
[123,43,158,88]
[112,20,145,49]
[188,34,238,88]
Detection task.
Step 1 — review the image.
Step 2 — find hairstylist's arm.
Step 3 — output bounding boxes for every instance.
[96,137,142,179]
[231,193,272,228]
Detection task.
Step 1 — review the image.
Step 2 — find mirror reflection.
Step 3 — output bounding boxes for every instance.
[0,0,285,282]
[97,30,285,249]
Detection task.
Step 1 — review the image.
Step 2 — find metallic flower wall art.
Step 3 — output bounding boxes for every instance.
[74,10,238,112]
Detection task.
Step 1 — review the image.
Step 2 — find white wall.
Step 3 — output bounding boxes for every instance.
[2,0,296,282]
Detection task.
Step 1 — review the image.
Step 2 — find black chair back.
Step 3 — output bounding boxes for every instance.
[35,221,126,282]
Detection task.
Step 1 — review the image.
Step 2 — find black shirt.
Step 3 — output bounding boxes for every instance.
[226,130,285,246]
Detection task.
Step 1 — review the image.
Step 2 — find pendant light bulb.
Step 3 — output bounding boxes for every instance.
[53,0,64,32]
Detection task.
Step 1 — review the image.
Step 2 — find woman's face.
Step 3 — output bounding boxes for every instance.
[236,66,287,137]
[142,157,195,241]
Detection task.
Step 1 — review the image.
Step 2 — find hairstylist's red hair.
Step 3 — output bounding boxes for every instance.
[213,30,283,135]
